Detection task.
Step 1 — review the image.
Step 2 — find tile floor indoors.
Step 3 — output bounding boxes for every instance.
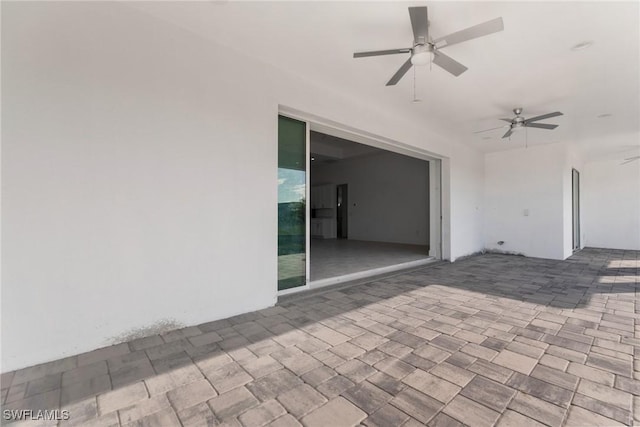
[1,248,638,427]
[310,239,431,281]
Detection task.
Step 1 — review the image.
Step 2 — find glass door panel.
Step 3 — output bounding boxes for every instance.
[278,116,306,290]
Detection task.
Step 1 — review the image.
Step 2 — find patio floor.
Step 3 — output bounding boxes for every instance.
[2,248,639,426]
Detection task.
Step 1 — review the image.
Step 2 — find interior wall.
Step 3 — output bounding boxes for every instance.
[2,2,486,371]
[484,143,567,260]
[312,151,429,246]
[583,158,640,250]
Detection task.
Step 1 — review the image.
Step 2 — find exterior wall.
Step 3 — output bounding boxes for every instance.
[583,159,640,250]
[484,143,567,260]
[448,143,485,260]
[1,3,485,371]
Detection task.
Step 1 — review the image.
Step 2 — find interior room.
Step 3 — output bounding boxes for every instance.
[309,132,432,282]
[2,2,639,426]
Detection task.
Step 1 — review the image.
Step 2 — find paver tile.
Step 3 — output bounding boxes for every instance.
[118,394,171,424]
[97,381,148,414]
[363,403,410,427]
[390,387,443,424]
[122,407,180,427]
[402,369,460,403]
[460,375,516,412]
[177,402,217,426]
[276,384,327,418]
[507,373,574,408]
[300,397,366,427]
[269,414,302,427]
[443,394,500,427]
[429,362,475,387]
[493,350,538,375]
[530,364,579,390]
[167,378,217,411]
[507,392,566,426]
[315,374,354,398]
[209,386,259,420]
[467,359,514,384]
[372,357,415,380]
[496,409,546,427]
[572,392,632,425]
[238,400,286,427]
[576,378,632,409]
[205,362,253,394]
[334,359,376,383]
[427,412,465,427]
[247,369,303,401]
[564,405,626,426]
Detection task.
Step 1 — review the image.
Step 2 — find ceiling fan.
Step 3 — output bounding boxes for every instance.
[475,108,564,139]
[353,6,504,86]
[621,156,640,165]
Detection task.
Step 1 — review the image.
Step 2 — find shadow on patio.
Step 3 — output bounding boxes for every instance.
[1,247,638,425]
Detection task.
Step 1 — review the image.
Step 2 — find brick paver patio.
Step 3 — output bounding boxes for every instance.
[2,248,639,426]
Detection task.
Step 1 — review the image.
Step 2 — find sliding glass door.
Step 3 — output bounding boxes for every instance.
[278,116,307,290]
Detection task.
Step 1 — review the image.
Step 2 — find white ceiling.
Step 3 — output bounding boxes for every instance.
[131,1,639,158]
[310,131,383,163]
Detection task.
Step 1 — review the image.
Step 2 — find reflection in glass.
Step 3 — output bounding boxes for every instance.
[278,116,306,290]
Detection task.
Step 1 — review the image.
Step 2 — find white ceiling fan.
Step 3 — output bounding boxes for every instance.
[353,6,504,86]
[475,108,564,139]
[621,155,640,165]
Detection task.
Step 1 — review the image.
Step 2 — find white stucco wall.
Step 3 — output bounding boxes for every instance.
[2,3,485,371]
[484,143,568,260]
[583,159,640,250]
[449,143,485,259]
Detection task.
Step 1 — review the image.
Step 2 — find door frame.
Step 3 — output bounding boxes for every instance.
[278,106,446,296]
[277,113,312,297]
[572,168,580,251]
[336,183,348,239]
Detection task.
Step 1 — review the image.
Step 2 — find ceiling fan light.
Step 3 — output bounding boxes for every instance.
[411,51,430,66]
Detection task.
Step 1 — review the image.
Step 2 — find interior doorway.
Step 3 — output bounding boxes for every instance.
[277,109,444,295]
[309,131,434,283]
[336,184,348,239]
[572,168,580,251]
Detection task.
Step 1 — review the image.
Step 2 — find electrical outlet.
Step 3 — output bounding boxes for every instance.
[523,209,530,216]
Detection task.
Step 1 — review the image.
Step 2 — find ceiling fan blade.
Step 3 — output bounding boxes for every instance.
[499,118,513,122]
[433,17,504,49]
[525,123,558,130]
[409,6,429,44]
[432,51,468,76]
[525,111,563,123]
[621,156,640,165]
[502,128,513,139]
[353,48,411,58]
[474,125,510,134]
[386,58,413,86]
